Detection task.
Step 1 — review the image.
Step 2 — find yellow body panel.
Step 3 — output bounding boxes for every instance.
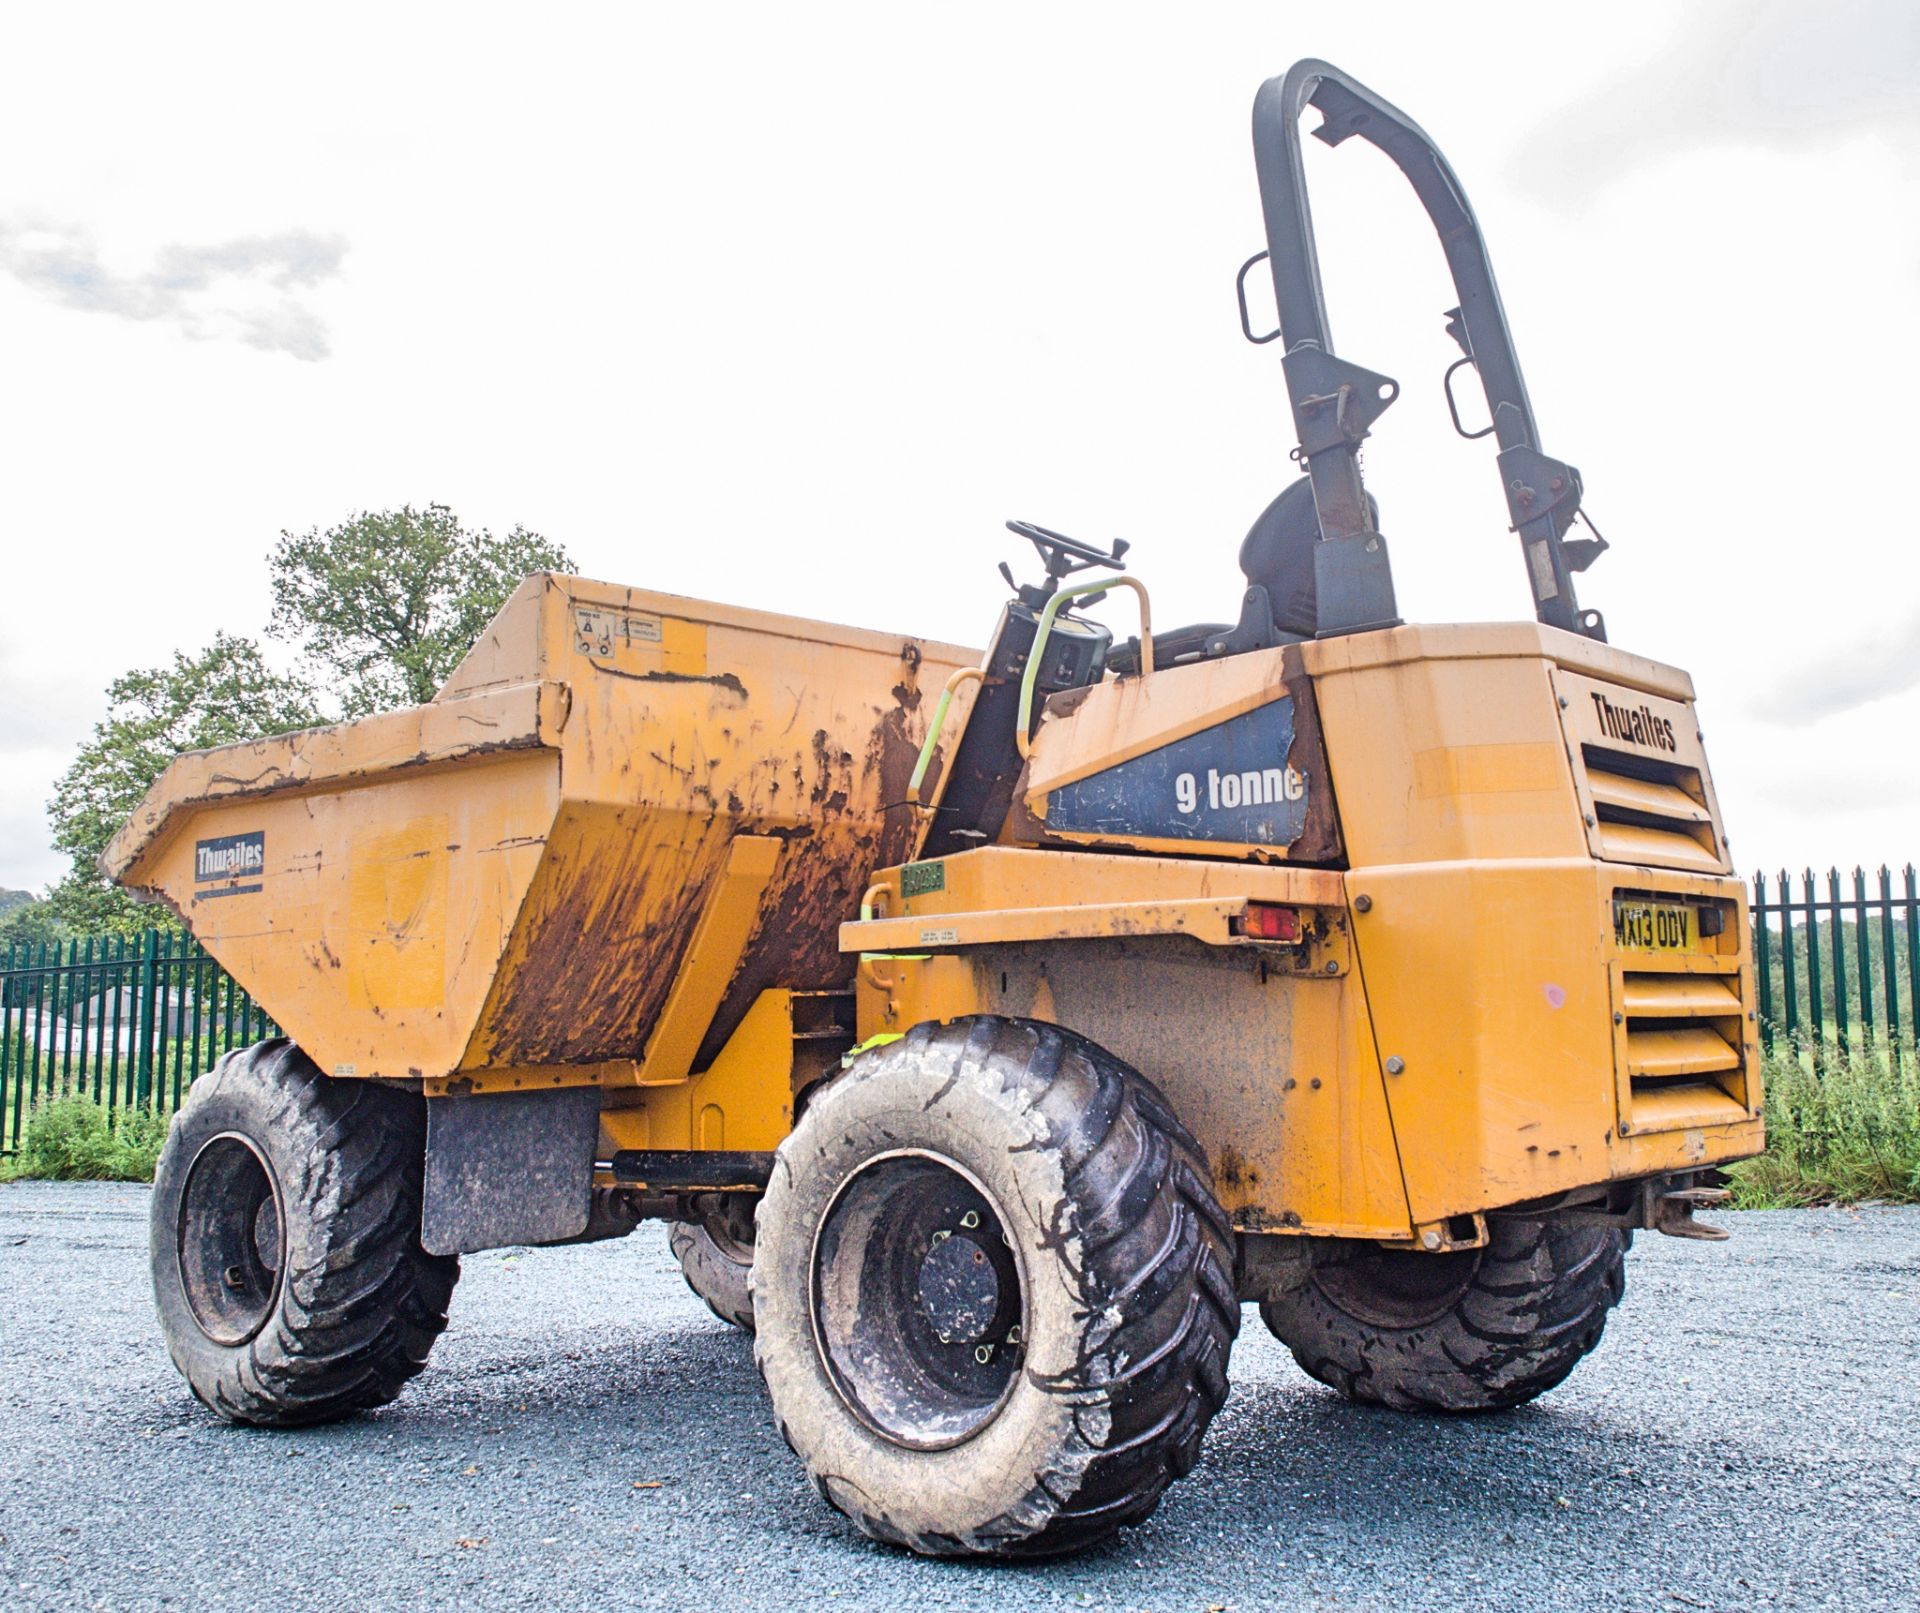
[596,988,807,1158]
[112,572,1760,1247]
[847,847,1404,1236]
[845,622,1762,1239]
[110,573,976,1088]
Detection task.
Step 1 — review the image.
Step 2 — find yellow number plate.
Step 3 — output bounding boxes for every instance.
[1613,900,1699,952]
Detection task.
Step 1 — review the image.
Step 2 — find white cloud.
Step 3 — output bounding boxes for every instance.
[1512,0,1920,200]
[0,221,345,360]
[1759,611,1920,726]
[0,1,1915,889]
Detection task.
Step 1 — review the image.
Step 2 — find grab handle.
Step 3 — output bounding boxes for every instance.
[1015,577,1152,760]
[908,665,985,800]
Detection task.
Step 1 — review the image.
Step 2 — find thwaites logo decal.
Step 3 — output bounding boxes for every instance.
[1588,691,1678,752]
[1045,698,1308,846]
[194,830,265,899]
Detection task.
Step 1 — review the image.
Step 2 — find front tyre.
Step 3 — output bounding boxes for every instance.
[150,1040,459,1426]
[1259,1217,1629,1412]
[752,1017,1237,1559]
[670,1202,756,1333]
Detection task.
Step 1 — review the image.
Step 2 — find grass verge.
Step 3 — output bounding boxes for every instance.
[1,1055,1914,1208]
[0,1094,169,1183]
[1727,1051,1920,1208]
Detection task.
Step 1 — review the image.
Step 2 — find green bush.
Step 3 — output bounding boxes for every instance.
[0,1095,170,1183]
[1727,1050,1920,1208]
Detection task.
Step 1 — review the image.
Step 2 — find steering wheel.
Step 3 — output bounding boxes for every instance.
[1005,520,1130,580]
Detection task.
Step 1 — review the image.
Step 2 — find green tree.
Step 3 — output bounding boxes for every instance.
[0,897,66,950]
[44,633,321,933]
[269,504,573,714]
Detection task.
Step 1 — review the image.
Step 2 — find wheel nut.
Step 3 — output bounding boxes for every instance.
[974,1345,994,1365]
[960,1210,980,1229]
[930,1229,951,1245]
[1006,1325,1022,1345]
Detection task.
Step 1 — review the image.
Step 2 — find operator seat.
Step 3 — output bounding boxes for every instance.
[1108,478,1380,672]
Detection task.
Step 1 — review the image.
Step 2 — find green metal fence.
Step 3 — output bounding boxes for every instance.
[1,931,278,1155]
[4,867,1910,1151]
[1751,866,1919,1070]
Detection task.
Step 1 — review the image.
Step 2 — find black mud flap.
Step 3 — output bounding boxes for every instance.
[421,1087,601,1255]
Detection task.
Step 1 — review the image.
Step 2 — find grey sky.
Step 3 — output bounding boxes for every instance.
[2,1,1917,893]
[1516,0,1920,191]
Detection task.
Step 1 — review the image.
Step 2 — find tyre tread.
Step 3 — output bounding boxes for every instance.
[1261,1216,1629,1413]
[763,1015,1237,1559]
[152,1039,458,1428]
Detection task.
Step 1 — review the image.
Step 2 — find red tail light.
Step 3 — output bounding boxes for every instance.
[1239,903,1301,942]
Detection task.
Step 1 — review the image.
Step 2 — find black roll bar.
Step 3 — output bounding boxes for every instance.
[1251,60,1605,640]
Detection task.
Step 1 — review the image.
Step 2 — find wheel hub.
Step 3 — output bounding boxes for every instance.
[916,1231,1001,1345]
[810,1150,1026,1450]
[177,1133,284,1347]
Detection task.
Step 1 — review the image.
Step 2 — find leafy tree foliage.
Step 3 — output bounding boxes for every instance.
[0,897,65,949]
[44,634,321,933]
[39,504,568,932]
[269,504,573,714]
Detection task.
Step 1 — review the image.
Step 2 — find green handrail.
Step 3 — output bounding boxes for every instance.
[1016,576,1153,759]
[908,666,985,799]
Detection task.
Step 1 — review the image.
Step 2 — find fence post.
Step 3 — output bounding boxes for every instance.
[135,928,158,1110]
[1881,866,1900,1068]
[1907,865,1919,1067]
[1752,871,1773,1052]
[107,934,125,1111]
[1803,870,1823,1071]
[220,962,236,1061]
[1843,864,1873,1052]
[26,940,47,1119]
[11,938,32,1147]
[1851,867,1872,1049]
[2,940,15,1151]
[1777,867,1798,1055]
[54,936,73,1092]
[188,943,207,1101]
[167,933,186,1109]
[1828,868,1849,1063]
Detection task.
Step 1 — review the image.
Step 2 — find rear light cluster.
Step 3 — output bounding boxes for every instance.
[1236,903,1301,943]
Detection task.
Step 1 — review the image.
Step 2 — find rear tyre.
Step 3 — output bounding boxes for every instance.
[1259,1217,1629,1412]
[752,1016,1237,1558]
[149,1039,460,1427]
[670,1204,756,1333]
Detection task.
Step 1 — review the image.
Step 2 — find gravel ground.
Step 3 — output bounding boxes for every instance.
[1,1183,1914,1613]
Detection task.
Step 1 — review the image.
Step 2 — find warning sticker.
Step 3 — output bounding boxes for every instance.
[574,607,664,661]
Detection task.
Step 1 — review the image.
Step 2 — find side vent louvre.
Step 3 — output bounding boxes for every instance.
[1617,967,1749,1131]
[1582,745,1723,873]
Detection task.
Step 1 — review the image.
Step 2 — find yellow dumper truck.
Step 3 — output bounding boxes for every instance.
[110,61,1761,1558]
